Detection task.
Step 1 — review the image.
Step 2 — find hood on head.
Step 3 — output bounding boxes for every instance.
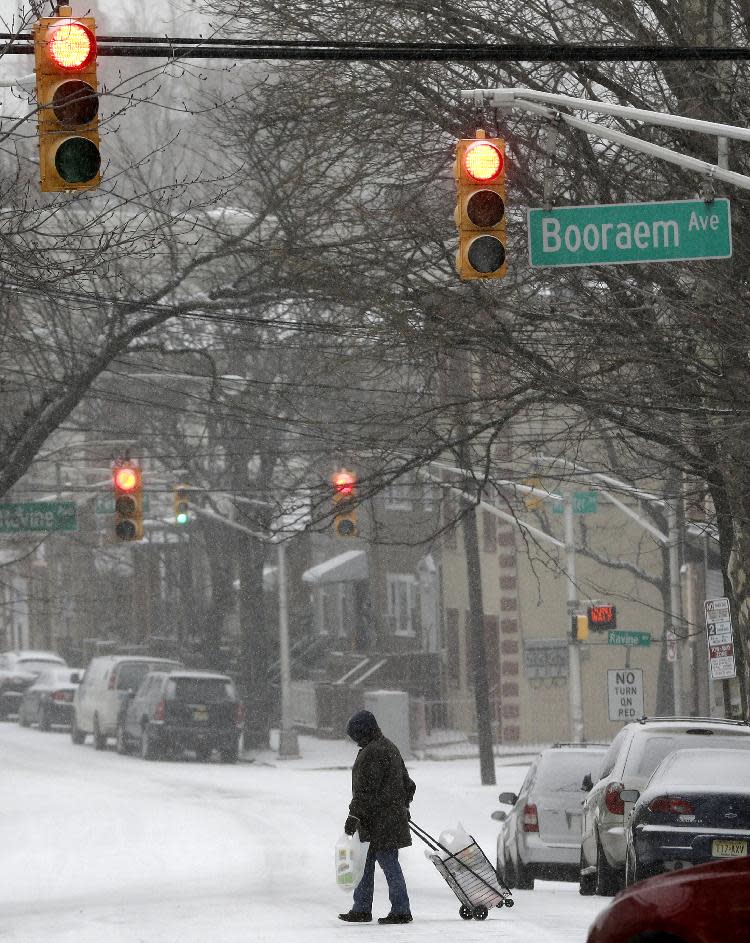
[346,709,381,747]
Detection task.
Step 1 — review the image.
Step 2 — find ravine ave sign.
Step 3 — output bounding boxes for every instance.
[0,501,77,533]
[528,198,732,268]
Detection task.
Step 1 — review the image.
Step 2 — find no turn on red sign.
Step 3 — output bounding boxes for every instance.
[607,668,644,722]
[704,597,737,681]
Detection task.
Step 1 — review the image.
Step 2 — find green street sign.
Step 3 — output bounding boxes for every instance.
[0,501,77,533]
[608,630,651,647]
[528,198,731,268]
[553,491,598,514]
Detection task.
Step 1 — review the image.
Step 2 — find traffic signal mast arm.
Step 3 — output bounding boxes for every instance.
[460,88,750,193]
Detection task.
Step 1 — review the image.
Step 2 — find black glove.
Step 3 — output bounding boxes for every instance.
[344,816,359,836]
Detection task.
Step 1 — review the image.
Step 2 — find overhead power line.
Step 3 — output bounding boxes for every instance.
[1,35,750,61]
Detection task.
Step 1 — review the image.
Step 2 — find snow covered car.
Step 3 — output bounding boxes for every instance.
[579,716,750,896]
[0,650,67,719]
[17,666,82,730]
[116,669,244,762]
[586,854,750,943]
[494,742,608,889]
[623,746,750,885]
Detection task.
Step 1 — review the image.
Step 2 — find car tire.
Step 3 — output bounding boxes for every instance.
[116,724,131,755]
[39,706,51,731]
[93,714,107,751]
[579,850,596,896]
[498,848,516,890]
[141,724,161,761]
[595,834,620,896]
[71,715,86,744]
[515,854,535,891]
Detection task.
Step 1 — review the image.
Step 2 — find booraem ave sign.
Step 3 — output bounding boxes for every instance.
[0,501,77,533]
[528,198,731,268]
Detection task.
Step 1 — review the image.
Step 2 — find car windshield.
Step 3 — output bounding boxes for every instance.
[535,751,606,792]
[629,732,750,779]
[652,747,750,788]
[167,677,234,701]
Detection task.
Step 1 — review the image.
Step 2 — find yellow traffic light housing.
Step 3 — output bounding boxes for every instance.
[113,463,143,541]
[174,486,189,525]
[454,131,507,280]
[33,6,101,192]
[331,469,358,537]
[571,614,589,642]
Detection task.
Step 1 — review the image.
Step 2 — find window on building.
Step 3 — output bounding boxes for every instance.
[386,574,418,636]
[482,510,497,553]
[383,475,416,511]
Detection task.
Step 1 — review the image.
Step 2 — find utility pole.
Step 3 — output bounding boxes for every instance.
[277,539,300,758]
[564,495,584,742]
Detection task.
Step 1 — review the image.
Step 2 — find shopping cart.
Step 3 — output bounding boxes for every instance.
[410,821,514,921]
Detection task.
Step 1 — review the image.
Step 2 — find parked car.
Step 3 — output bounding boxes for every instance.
[18,666,82,730]
[580,716,750,896]
[586,854,750,943]
[493,742,608,890]
[623,746,750,885]
[116,669,244,763]
[72,655,183,749]
[0,650,67,719]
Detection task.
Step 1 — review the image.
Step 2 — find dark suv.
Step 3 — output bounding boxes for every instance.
[116,669,244,763]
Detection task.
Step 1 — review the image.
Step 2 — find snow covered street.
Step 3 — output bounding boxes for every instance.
[1,725,610,943]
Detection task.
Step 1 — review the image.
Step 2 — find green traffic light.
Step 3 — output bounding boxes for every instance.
[55,136,100,184]
[176,510,189,525]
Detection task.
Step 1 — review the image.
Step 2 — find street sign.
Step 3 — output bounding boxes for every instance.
[528,198,732,268]
[704,596,736,681]
[0,501,77,533]
[552,490,598,514]
[607,668,644,722]
[608,630,651,647]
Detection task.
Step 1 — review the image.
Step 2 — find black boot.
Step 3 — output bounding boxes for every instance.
[378,913,413,924]
[338,911,372,922]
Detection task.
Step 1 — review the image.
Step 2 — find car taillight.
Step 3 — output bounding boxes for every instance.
[52,690,68,702]
[648,796,695,815]
[522,803,539,832]
[234,702,245,728]
[153,699,166,721]
[605,782,625,815]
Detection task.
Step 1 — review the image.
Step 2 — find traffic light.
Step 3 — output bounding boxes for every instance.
[571,614,589,642]
[331,469,358,537]
[454,131,507,280]
[587,604,617,632]
[33,6,101,192]
[113,463,143,541]
[174,486,189,526]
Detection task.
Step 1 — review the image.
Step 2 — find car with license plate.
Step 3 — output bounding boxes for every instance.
[623,746,750,884]
[579,716,750,896]
[72,654,184,748]
[586,853,750,943]
[493,742,608,890]
[0,650,67,719]
[116,669,244,762]
[17,666,82,730]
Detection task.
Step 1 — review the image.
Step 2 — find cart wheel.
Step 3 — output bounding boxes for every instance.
[472,905,488,921]
[459,905,473,920]
[504,898,515,908]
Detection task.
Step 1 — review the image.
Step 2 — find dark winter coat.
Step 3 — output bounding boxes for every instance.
[348,731,416,851]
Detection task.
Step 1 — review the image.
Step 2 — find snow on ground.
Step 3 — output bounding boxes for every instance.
[0,725,610,943]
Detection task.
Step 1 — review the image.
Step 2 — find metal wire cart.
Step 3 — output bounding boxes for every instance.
[410,821,514,921]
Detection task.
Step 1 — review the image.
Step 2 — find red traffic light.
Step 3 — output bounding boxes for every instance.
[114,467,138,492]
[47,20,96,71]
[332,471,356,496]
[463,141,503,183]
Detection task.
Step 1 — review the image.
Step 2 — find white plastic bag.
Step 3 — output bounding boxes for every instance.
[438,823,472,858]
[335,832,370,891]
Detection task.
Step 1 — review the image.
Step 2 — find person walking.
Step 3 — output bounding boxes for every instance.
[338,709,416,925]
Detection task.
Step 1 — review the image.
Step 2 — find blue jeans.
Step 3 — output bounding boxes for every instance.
[353,847,410,915]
